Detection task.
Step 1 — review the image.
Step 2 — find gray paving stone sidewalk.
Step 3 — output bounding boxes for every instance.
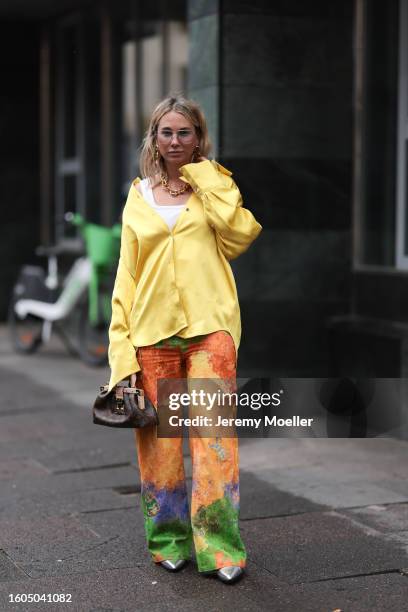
[0,325,407,611]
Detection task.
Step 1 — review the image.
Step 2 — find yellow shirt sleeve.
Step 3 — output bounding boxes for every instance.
[179,159,263,261]
[107,196,140,392]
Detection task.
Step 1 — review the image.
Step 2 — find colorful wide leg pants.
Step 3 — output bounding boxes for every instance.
[133,330,246,572]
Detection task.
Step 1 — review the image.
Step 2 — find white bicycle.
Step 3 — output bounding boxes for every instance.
[8,212,121,366]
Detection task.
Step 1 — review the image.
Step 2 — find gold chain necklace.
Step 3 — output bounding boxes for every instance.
[160,173,191,197]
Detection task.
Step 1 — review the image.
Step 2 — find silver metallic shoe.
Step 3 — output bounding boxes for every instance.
[216,566,244,583]
[160,559,187,572]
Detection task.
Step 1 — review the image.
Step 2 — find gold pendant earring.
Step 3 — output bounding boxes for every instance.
[192,145,200,162]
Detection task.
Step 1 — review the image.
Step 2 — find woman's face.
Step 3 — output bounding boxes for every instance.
[156,111,199,168]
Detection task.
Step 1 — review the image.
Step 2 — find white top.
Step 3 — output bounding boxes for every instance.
[139,178,185,230]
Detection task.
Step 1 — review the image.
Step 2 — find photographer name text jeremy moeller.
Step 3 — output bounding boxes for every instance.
[168,415,314,428]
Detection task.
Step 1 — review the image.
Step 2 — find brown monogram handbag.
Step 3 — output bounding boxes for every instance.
[93,380,158,428]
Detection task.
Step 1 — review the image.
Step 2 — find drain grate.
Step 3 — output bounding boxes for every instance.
[112,484,141,495]
[53,462,133,475]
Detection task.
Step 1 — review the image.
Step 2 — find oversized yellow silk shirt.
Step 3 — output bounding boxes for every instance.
[107,159,262,393]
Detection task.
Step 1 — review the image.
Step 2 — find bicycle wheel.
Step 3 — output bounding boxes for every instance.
[8,299,42,354]
[77,292,110,366]
[55,308,81,358]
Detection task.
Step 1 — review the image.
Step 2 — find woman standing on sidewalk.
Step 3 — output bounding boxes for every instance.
[107,93,262,583]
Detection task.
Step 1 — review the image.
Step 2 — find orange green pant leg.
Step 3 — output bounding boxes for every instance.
[134,347,192,563]
[185,331,246,571]
[134,331,246,572]
[135,434,193,562]
[189,434,246,571]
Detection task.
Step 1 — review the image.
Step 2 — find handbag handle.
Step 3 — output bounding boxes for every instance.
[99,382,146,411]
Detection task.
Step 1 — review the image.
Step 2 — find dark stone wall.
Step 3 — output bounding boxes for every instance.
[0,24,41,320]
[187,0,354,376]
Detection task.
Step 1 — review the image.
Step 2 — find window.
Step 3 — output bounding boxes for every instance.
[396,0,408,268]
[122,39,139,187]
[120,7,188,195]
[357,0,398,266]
[55,15,86,240]
[167,21,188,93]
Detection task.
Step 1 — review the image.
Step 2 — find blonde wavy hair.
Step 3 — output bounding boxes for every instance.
[139,92,212,181]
